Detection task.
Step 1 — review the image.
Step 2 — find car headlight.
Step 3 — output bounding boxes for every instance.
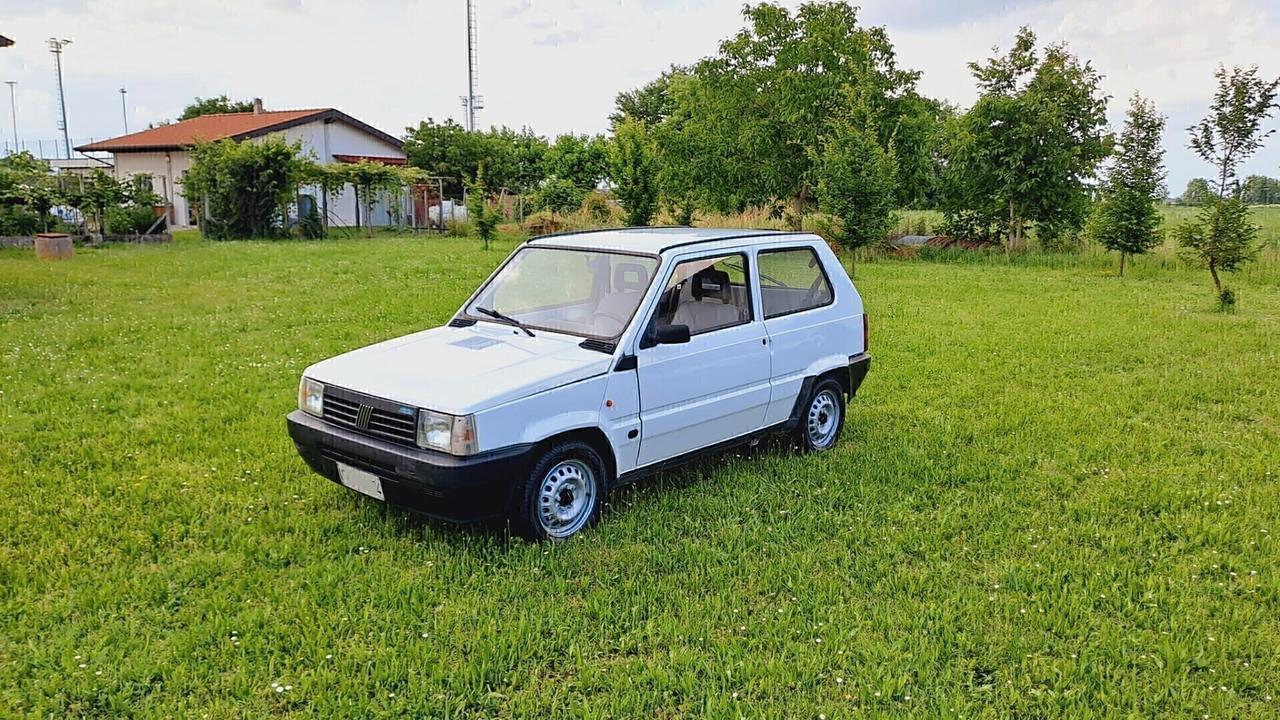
[298,377,324,417]
[417,409,479,455]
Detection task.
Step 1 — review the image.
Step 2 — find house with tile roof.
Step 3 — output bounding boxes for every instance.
[76,99,406,229]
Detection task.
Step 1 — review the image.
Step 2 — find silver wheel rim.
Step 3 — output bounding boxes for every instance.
[806,389,841,449]
[537,459,597,538]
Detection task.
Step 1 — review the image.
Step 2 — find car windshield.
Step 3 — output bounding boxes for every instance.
[465,247,660,340]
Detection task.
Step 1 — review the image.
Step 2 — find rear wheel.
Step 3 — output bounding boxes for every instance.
[795,378,845,453]
[511,441,606,541]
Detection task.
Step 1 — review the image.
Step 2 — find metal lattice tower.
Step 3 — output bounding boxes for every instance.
[461,0,484,131]
[48,38,72,158]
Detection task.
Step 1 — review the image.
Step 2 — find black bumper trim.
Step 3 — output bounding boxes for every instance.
[849,352,871,397]
[286,410,536,523]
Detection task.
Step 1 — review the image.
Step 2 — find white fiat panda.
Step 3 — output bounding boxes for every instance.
[287,228,870,540]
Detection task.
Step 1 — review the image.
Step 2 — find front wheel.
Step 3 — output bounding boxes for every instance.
[510,441,606,541]
[795,378,845,453]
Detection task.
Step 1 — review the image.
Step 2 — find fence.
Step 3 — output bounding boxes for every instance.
[2,138,110,159]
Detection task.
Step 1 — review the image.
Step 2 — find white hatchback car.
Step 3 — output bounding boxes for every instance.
[287,228,870,540]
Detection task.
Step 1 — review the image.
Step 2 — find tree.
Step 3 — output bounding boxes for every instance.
[179,95,255,121]
[1179,178,1214,205]
[1177,65,1277,303]
[543,134,608,193]
[0,152,60,232]
[338,160,409,237]
[659,2,921,229]
[1188,65,1280,198]
[403,117,488,198]
[534,177,583,216]
[467,166,499,250]
[1240,175,1280,205]
[1172,198,1258,302]
[1089,93,1167,275]
[609,67,688,128]
[183,137,312,239]
[66,170,126,237]
[940,27,1111,249]
[608,117,659,226]
[815,94,898,266]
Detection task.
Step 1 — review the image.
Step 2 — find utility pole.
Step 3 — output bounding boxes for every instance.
[4,81,16,152]
[119,87,128,134]
[460,0,484,132]
[48,37,73,158]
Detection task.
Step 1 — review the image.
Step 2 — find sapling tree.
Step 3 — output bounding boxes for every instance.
[608,116,659,226]
[1177,65,1279,305]
[1090,93,1167,276]
[468,166,499,251]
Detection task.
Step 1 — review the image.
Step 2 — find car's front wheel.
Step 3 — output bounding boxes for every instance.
[796,378,846,452]
[511,440,606,541]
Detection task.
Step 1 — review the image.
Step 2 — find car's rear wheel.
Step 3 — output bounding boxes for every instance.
[511,440,605,541]
[796,378,845,452]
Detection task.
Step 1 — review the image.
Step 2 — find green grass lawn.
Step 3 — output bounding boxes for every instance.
[2,236,1278,717]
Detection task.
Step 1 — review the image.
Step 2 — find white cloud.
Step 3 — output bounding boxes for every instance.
[1,0,1277,189]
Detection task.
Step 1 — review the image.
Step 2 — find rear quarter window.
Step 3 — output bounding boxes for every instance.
[758,247,834,319]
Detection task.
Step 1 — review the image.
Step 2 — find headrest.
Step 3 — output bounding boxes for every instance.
[614,262,649,292]
[691,268,731,302]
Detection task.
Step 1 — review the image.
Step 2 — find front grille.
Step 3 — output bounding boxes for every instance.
[322,387,418,447]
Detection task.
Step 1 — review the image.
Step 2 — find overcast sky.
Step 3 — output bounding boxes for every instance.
[2,0,1278,192]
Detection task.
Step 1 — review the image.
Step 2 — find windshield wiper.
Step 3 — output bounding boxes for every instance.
[474,306,535,337]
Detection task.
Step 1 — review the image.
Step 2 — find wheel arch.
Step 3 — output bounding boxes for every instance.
[534,426,618,486]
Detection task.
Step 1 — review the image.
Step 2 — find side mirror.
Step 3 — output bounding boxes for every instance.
[653,324,691,345]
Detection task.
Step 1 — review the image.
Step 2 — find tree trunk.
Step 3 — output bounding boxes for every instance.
[790,187,806,231]
[1209,260,1223,294]
[1119,252,1126,277]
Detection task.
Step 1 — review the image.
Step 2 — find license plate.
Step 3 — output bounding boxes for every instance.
[336,462,385,501]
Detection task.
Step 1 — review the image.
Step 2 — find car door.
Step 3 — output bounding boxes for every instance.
[757,244,839,426]
[634,251,771,467]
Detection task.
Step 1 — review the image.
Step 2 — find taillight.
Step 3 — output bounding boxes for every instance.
[862,313,869,351]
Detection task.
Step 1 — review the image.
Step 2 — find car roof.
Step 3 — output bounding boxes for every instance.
[524,227,816,255]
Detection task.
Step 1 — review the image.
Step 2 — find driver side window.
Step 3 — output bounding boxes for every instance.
[652,253,751,336]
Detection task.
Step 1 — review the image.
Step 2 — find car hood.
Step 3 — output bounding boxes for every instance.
[305,323,613,415]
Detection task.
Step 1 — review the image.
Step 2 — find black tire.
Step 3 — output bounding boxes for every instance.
[510,440,607,541]
[794,377,846,453]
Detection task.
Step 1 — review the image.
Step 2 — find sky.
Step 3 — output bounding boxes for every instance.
[1,0,1278,193]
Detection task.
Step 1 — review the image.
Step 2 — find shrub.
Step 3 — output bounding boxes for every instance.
[105,206,164,235]
[0,205,41,236]
[183,137,311,240]
[522,210,565,235]
[534,178,583,215]
[579,192,613,225]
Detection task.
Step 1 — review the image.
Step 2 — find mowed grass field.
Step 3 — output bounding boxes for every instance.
[2,236,1279,717]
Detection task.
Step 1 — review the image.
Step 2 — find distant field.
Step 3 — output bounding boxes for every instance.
[2,237,1279,717]
[895,205,1280,250]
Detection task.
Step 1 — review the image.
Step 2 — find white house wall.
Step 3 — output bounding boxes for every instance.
[112,117,406,230]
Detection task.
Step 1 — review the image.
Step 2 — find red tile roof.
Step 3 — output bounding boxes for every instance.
[76,108,403,153]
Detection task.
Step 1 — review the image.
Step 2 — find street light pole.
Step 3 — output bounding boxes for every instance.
[119,87,128,134]
[47,37,73,158]
[3,81,16,152]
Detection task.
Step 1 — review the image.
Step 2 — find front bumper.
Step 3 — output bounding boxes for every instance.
[286,410,536,523]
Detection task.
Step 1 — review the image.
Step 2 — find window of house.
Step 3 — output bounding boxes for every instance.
[652,253,751,335]
[758,247,834,319]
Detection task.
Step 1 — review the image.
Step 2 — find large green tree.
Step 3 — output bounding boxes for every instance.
[1179,178,1214,205]
[940,27,1110,248]
[658,1,922,229]
[1089,93,1167,276]
[543,134,608,193]
[609,67,688,129]
[1240,175,1280,204]
[179,95,256,121]
[814,92,898,262]
[608,117,659,226]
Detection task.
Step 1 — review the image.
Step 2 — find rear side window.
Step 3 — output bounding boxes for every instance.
[758,247,834,319]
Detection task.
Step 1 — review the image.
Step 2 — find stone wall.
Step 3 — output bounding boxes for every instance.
[1,234,172,249]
